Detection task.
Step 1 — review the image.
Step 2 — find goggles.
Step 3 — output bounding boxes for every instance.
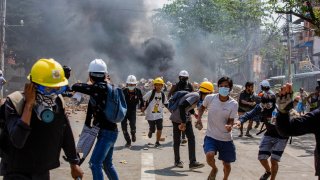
[260,102,273,109]
[36,85,67,95]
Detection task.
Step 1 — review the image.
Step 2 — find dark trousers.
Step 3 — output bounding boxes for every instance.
[173,121,196,163]
[121,110,136,142]
[4,171,49,180]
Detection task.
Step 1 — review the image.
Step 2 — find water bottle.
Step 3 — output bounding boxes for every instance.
[271,110,277,125]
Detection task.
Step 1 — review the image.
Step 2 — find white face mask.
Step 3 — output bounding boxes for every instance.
[128,86,136,91]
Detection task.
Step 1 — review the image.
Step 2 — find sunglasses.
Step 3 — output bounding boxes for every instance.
[260,102,273,109]
[36,85,67,95]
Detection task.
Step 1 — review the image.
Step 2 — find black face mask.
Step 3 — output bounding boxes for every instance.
[179,77,188,83]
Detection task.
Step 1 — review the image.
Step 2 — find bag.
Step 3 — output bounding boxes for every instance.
[145,89,165,109]
[168,91,189,112]
[76,125,100,165]
[103,84,127,123]
[0,91,25,157]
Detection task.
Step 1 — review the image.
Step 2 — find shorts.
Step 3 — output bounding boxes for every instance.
[203,136,236,163]
[147,119,163,132]
[258,135,288,161]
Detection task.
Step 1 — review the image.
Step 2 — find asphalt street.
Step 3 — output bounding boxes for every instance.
[48,108,317,180]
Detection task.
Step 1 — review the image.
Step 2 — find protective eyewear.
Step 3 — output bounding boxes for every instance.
[260,102,273,109]
[36,85,67,95]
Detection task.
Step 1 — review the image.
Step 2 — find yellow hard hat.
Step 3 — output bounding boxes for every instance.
[199,81,214,93]
[153,77,164,85]
[28,58,68,87]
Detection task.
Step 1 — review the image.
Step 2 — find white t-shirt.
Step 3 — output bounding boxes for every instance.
[202,94,238,141]
[143,90,168,121]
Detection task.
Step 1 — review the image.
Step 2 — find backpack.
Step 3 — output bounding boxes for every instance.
[168,91,189,112]
[0,91,25,156]
[145,89,165,109]
[102,84,127,123]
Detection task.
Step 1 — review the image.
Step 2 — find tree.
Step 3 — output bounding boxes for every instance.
[271,0,320,35]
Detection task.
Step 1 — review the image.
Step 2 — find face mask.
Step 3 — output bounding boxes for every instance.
[34,94,57,123]
[128,86,135,91]
[260,102,273,109]
[179,77,188,83]
[219,87,230,97]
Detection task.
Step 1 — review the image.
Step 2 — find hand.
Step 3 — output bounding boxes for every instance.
[24,83,36,106]
[70,164,84,179]
[225,124,232,132]
[276,83,293,113]
[179,123,186,131]
[195,120,203,130]
[233,120,242,129]
[141,107,146,113]
[250,102,256,107]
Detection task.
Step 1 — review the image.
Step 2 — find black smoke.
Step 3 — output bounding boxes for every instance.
[6,0,175,83]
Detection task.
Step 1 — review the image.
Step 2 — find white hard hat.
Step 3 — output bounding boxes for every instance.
[0,70,3,75]
[179,70,189,77]
[126,75,137,84]
[88,59,108,73]
[203,78,208,82]
[260,80,270,87]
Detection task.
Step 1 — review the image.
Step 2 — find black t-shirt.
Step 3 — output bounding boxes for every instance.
[238,90,256,112]
[122,88,143,111]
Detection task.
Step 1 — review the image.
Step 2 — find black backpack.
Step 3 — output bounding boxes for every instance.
[145,90,165,108]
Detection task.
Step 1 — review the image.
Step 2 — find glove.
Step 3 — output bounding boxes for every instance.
[276,83,294,113]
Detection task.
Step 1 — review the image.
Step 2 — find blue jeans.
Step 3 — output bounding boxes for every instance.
[90,129,119,180]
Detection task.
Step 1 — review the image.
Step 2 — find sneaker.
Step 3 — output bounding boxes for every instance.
[260,171,271,180]
[245,133,253,138]
[181,139,187,144]
[155,142,161,148]
[255,122,260,129]
[148,131,152,138]
[125,142,131,148]
[238,133,243,137]
[132,134,136,142]
[189,161,205,169]
[175,161,184,168]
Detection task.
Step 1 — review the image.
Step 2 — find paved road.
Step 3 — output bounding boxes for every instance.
[47,108,318,180]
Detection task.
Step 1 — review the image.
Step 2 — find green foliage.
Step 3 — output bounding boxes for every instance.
[270,0,320,34]
[153,0,284,64]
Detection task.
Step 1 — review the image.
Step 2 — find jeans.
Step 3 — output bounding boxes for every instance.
[90,129,119,180]
[172,121,196,163]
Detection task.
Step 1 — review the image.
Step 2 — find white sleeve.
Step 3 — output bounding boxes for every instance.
[143,91,151,101]
[230,102,239,120]
[202,95,211,108]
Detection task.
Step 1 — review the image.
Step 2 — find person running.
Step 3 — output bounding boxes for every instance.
[170,81,213,169]
[168,70,194,144]
[307,86,320,112]
[0,70,6,100]
[72,59,119,180]
[62,65,74,98]
[235,92,288,180]
[276,83,320,180]
[238,81,257,137]
[142,77,168,148]
[0,58,83,179]
[296,87,308,115]
[121,75,143,147]
[197,76,238,180]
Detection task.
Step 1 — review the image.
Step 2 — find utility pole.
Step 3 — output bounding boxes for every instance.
[286,14,292,83]
[0,0,6,98]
